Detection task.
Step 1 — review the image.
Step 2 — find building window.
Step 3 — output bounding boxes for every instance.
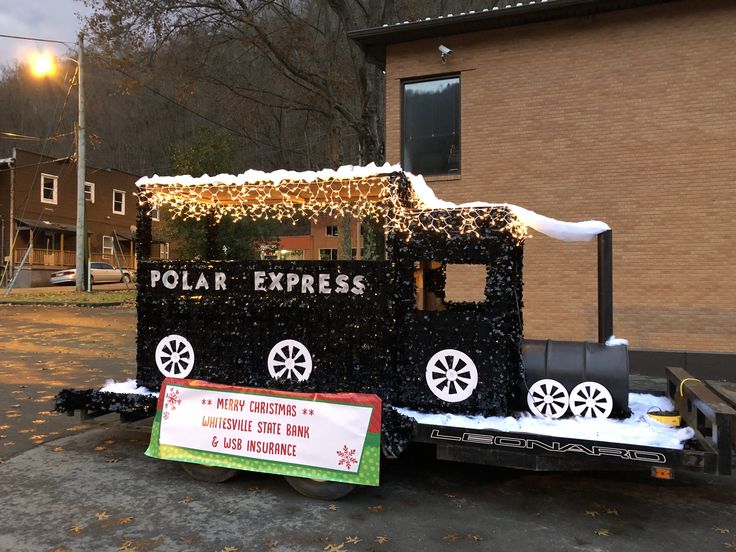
[402,76,460,176]
[319,248,338,260]
[326,225,338,237]
[159,242,170,260]
[113,189,125,215]
[102,235,114,257]
[149,207,160,221]
[41,174,58,204]
[319,248,356,260]
[85,182,95,203]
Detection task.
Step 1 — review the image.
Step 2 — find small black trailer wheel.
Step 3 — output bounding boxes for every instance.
[179,462,238,483]
[284,476,356,500]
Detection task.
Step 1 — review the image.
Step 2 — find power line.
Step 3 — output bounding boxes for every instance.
[0,33,72,46]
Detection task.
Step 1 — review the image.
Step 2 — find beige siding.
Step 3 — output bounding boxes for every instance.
[385,0,736,353]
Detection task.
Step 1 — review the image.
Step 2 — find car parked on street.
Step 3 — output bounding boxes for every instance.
[50,262,134,285]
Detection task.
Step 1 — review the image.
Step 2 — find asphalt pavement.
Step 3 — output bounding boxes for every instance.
[1,305,735,552]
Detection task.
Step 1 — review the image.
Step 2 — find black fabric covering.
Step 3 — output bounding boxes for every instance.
[135,206,524,422]
[387,207,524,416]
[136,261,401,399]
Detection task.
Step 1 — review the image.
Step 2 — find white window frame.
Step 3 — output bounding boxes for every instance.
[160,242,170,260]
[40,174,58,205]
[112,189,126,215]
[149,207,160,221]
[85,182,95,203]
[102,235,114,257]
[319,248,338,260]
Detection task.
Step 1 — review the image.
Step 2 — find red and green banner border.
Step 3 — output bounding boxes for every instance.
[146,378,382,486]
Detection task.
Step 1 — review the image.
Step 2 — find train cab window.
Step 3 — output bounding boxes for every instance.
[445,264,487,303]
[414,261,487,311]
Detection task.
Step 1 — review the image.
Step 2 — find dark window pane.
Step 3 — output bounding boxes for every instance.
[403,77,460,176]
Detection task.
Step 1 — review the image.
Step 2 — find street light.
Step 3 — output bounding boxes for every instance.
[24,33,88,291]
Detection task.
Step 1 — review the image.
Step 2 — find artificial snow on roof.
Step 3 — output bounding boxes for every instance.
[136,162,403,188]
[405,172,609,242]
[137,163,609,242]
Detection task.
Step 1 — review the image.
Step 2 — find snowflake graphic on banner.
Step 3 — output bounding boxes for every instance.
[336,445,357,470]
[164,388,182,411]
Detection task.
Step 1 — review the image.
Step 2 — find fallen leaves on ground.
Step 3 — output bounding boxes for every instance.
[95,511,111,520]
[368,505,383,512]
[324,544,345,552]
[713,528,731,534]
[594,529,611,537]
[178,496,194,504]
[584,511,600,517]
[68,525,84,534]
[117,540,137,552]
[345,536,361,544]
[374,536,389,544]
[442,532,461,541]
[328,504,338,511]
[118,516,134,525]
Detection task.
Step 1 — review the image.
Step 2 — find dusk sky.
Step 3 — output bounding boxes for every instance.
[0,0,92,68]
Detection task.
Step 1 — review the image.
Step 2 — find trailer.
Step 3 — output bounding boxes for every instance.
[57,165,735,498]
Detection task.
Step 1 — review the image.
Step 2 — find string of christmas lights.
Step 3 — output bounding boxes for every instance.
[136,171,528,243]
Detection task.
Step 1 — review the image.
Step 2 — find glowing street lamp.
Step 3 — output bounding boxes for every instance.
[30,52,56,77]
[30,34,88,291]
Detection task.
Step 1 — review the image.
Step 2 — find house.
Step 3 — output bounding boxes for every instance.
[349,0,736,378]
[272,216,367,261]
[0,148,169,287]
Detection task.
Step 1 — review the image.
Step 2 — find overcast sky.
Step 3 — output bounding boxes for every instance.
[0,0,92,68]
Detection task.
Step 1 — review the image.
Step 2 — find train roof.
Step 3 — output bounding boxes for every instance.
[136,163,608,242]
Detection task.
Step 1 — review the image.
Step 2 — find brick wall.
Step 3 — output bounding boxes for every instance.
[385,0,736,354]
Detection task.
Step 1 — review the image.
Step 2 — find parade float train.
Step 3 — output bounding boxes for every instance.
[57,164,734,498]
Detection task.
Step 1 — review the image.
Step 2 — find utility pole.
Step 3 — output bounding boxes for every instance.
[75,32,88,291]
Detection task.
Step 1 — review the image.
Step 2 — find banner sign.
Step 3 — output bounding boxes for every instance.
[146,378,382,486]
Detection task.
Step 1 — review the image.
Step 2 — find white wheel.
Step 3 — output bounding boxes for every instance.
[425,349,478,403]
[569,381,613,418]
[155,334,195,378]
[268,339,312,382]
[527,379,569,418]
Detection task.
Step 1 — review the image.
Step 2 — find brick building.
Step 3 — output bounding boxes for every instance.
[0,148,168,287]
[274,216,366,261]
[351,0,736,377]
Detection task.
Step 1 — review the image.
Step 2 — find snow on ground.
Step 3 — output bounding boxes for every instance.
[395,393,694,450]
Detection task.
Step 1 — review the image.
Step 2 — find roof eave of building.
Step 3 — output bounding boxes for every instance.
[348,0,678,67]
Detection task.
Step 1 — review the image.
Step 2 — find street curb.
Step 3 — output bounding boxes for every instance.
[0,301,132,307]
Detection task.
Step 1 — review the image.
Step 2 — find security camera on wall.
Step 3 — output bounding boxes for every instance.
[439,44,452,63]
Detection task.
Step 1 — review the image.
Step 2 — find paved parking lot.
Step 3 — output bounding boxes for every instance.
[1,305,735,552]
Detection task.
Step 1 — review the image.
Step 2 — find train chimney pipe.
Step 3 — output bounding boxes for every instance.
[597,230,613,344]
